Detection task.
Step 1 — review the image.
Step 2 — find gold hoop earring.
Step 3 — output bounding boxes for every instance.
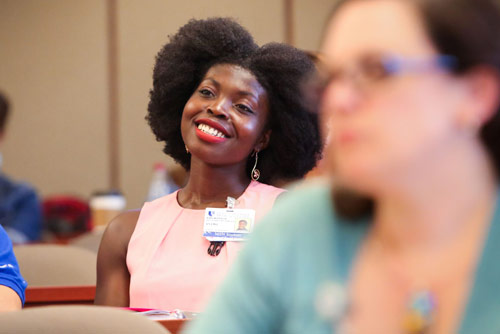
[185,145,190,154]
[251,151,260,181]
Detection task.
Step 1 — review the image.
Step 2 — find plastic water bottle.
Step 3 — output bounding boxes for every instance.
[146,163,172,202]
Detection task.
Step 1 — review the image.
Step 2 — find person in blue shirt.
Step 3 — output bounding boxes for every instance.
[0,224,27,310]
[0,92,42,243]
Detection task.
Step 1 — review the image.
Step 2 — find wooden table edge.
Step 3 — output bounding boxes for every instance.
[25,285,96,303]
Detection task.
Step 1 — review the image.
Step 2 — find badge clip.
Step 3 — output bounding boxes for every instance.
[226,196,238,210]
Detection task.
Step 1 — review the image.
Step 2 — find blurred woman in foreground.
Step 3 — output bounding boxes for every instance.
[184,0,500,333]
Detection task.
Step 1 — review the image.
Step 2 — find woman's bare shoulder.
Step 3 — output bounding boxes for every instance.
[100,210,141,253]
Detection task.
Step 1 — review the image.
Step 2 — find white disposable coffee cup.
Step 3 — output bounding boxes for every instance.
[90,194,126,229]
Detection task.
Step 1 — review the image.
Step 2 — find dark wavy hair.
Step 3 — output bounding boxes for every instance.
[328,0,500,219]
[146,18,322,185]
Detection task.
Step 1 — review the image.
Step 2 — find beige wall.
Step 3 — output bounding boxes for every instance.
[294,0,334,51]
[0,0,333,209]
[0,0,109,198]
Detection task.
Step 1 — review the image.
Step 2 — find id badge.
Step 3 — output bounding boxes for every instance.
[203,208,256,242]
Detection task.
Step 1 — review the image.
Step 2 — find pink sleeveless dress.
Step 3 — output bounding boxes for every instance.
[126,181,284,312]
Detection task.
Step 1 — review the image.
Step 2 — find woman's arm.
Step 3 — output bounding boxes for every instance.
[0,225,27,309]
[0,285,21,311]
[94,210,139,306]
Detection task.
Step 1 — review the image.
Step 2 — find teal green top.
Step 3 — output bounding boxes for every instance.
[184,184,500,334]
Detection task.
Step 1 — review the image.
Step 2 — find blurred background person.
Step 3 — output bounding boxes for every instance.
[94,18,321,312]
[184,0,500,333]
[0,92,42,244]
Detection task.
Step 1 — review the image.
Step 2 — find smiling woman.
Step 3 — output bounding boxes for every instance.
[94,18,322,312]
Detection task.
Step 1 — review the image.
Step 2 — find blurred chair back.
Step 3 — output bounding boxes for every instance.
[0,305,170,334]
[13,244,96,286]
[69,229,104,253]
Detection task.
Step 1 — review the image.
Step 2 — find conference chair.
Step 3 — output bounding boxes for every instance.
[0,305,171,334]
[70,229,104,253]
[13,244,96,286]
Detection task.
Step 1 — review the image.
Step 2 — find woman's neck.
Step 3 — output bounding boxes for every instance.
[178,156,251,209]
[373,139,497,251]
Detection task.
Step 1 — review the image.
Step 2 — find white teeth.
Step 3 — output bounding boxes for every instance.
[197,123,226,138]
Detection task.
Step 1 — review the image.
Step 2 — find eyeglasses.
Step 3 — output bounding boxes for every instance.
[319,53,457,92]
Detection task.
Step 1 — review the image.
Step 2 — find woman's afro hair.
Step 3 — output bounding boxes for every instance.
[147,17,322,185]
